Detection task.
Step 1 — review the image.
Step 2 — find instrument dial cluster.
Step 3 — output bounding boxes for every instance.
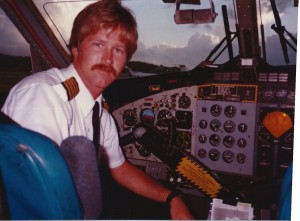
[195,100,256,176]
[114,87,197,162]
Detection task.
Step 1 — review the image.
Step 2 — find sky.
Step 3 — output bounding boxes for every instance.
[0,0,298,69]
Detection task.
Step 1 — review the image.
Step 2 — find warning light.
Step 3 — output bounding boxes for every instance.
[263,111,293,138]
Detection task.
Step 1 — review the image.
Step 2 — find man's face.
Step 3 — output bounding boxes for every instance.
[72,27,127,98]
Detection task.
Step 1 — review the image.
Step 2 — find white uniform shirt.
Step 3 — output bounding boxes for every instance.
[1,64,125,168]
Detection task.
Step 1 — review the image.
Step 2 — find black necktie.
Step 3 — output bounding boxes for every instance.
[92,101,100,151]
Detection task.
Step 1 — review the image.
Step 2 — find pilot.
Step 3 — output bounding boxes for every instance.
[1,0,193,220]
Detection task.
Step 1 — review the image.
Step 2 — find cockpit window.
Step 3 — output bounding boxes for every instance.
[6,0,300,72]
[0,8,31,105]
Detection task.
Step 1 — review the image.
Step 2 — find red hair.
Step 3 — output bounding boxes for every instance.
[69,0,138,60]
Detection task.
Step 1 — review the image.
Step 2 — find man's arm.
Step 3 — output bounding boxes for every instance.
[110,160,194,220]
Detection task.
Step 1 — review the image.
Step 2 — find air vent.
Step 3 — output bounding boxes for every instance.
[278,73,288,83]
[258,73,268,82]
[213,72,240,81]
[258,72,288,83]
[269,73,278,82]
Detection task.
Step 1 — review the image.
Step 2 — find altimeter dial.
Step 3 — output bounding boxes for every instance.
[122,109,138,126]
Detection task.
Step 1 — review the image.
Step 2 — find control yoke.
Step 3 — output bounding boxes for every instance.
[120,118,284,207]
[121,118,246,205]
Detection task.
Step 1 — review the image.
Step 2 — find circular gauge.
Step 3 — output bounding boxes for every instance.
[175,111,192,129]
[210,104,222,117]
[176,131,191,149]
[122,109,138,126]
[198,149,207,158]
[223,135,235,148]
[238,123,248,133]
[222,150,235,163]
[209,134,221,146]
[178,94,191,109]
[209,149,220,161]
[224,120,235,133]
[157,109,172,127]
[224,105,237,118]
[237,138,247,148]
[210,119,221,132]
[199,120,208,129]
[237,153,246,164]
[198,134,207,144]
[140,108,155,125]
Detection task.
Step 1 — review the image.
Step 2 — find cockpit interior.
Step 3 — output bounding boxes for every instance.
[0,0,298,220]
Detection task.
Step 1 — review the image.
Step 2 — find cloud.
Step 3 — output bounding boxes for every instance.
[264,34,297,65]
[261,0,291,13]
[132,27,296,70]
[132,32,227,69]
[0,1,90,56]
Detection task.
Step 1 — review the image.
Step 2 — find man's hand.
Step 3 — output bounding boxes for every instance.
[169,196,194,220]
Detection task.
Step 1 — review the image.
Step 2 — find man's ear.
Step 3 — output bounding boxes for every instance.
[71,47,79,59]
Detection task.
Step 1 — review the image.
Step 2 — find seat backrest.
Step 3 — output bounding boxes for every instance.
[0,123,83,220]
[278,163,293,220]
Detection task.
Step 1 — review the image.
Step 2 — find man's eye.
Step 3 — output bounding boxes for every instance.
[114,48,125,54]
[93,42,103,48]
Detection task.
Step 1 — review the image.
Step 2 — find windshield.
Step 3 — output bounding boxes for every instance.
[12,0,300,70]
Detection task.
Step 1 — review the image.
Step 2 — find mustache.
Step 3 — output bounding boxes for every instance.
[91,64,117,77]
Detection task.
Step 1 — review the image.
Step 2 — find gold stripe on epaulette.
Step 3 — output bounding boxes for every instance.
[61,77,79,100]
[102,100,109,112]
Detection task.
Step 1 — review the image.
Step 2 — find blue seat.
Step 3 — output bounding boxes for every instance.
[0,123,83,220]
[278,163,293,220]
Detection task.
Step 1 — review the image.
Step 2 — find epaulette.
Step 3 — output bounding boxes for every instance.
[61,77,79,100]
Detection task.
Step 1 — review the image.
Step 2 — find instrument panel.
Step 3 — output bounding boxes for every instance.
[112,71,295,191]
[195,100,257,175]
[115,86,196,163]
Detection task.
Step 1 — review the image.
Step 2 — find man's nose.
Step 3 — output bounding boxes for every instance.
[102,49,113,65]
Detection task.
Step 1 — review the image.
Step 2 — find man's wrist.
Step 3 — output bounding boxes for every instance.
[165,190,182,207]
